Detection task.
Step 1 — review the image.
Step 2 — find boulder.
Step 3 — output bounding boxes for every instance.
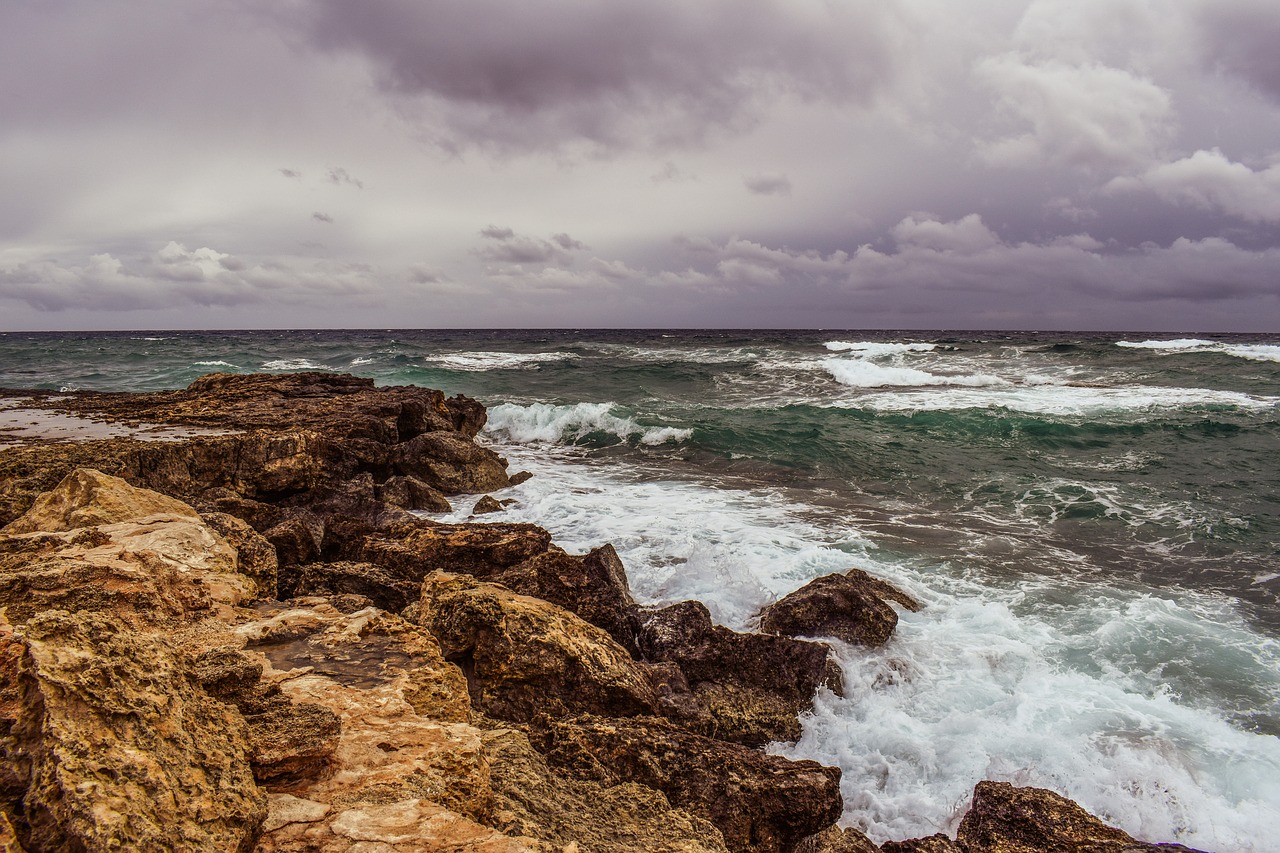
[359,521,553,581]
[292,560,420,613]
[417,571,658,722]
[638,600,838,746]
[955,781,1207,853]
[528,713,843,853]
[201,510,279,598]
[472,495,505,515]
[1,468,198,534]
[378,475,452,512]
[394,432,510,495]
[758,568,921,649]
[489,544,642,654]
[0,611,266,852]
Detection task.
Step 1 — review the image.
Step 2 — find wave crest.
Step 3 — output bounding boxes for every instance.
[486,402,692,446]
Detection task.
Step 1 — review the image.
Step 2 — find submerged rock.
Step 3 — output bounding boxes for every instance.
[757,568,921,649]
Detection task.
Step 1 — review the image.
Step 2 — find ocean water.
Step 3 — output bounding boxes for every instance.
[1,329,1278,850]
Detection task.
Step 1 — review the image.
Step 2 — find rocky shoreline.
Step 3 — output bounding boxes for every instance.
[0,373,1206,852]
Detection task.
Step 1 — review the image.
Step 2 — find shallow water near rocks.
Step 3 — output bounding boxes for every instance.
[3,328,1278,850]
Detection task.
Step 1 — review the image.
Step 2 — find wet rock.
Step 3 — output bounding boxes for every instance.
[201,510,279,599]
[758,568,921,649]
[2,468,198,534]
[795,825,881,853]
[395,432,511,495]
[483,726,730,853]
[638,600,838,746]
[378,475,452,512]
[1,611,266,852]
[418,571,658,722]
[955,781,1207,853]
[529,713,843,853]
[472,495,505,515]
[490,544,642,654]
[507,470,533,486]
[360,521,553,581]
[880,835,963,852]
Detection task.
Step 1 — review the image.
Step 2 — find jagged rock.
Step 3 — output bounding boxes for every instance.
[394,432,511,494]
[638,600,838,746]
[528,713,843,853]
[2,468,198,534]
[0,611,266,852]
[507,470,533,486]
[472,495,505,515]
[360,521,553,580]
[265,510,325,577]
[758,569,921,648]
[418,572,658,722]
[293,561,420,613]
[489,544,642,655]
[880,835,962,852]
[242,694,342,787]
[795,825,880,853]
[483,726,730,852]
[201,510,279,598]
[0,812,23,853]
[378,475,452,512]
[955,781,1207,853]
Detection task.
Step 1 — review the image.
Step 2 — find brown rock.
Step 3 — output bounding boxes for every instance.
[955,781,1207,853]
[507,470,534,486]
[638,600,838,746]
[418,571,658,722]
[264,510,325,575]
[293,560,421,613]
[472,495,505,515]
[360,521,553,580]
[2,611,266,852]
[201,510,279,598]
[2,468,198,534]
[881,835,963,852]
[378,475,452,512]
[795,825,881,853]
[529,713,843,853]
[758,569,920,649]
[395,432,511,495]
[490,543,642,654]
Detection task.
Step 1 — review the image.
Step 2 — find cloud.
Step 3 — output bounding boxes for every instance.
[474,227,587,264]
[272,0,913,153]
[0,242,382,312]
[327,167,364,189]
[1196,0,1280,102]
[651,162,696,184]
[744,174,792,196]
[1107,148,1280,223]
[279,168,302,179]
[974,56,1173,172]
[312,211,334,223]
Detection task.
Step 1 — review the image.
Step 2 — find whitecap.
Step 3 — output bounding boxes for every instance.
[824,341,938,355]
[485,402,691,447]
[824,358,1005,389]
[831,384,1276,416]
[193,360,238,368]
[350,356,376,366]
[1117,340,1280,364]
[261,358,326,370]
[430,351,579,371]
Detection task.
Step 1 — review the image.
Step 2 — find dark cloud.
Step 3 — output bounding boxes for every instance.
[480,225,515,240]
[280,168,302,179]
[312,211,334,223]
[1197,0,1280,102]
[744,174,793,196]
[552,233,587,251]
[475,228,587,264]
[327,167,364,188]
[273,0,909,152]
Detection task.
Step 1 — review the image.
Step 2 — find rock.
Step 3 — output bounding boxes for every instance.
[507,470,534,486]
[638,600,838,746]
[483,726,730,853]
[378,475,452,512]
[264,509,325,574]
[0,812,23,853]
[794,825,880,853]
[293,560,421,613]
[529,713,843,853]
[418,572,658,722]
[758,569,920,649]
[955,781,1208,853]
[490,544,642,654]
[360,521,553,580]
[880,835,963,852]
[241,692,342,787]
[2,468,198,534]
[201,510,279,598]
[395,432,511,495]
[1,611,266,852]
[473,495,505,515]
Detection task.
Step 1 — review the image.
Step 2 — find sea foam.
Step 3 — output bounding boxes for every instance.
[430,351,579,371]
[486,402,691,447]
[824,357,1005,389]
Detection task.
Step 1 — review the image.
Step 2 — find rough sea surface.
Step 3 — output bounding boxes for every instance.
[2,329,1278,850]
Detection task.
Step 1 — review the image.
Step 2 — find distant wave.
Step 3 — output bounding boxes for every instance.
[486,402,692,446]
[261,358,327,371]
[824,341,937,355]
[824,357,1004,389]
[830,384,1277,416]
[1118,340,1280,363]
[193,360,239,368]
[430,351,579,371]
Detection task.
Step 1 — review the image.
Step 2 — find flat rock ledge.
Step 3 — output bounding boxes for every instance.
[0,374,1210,853]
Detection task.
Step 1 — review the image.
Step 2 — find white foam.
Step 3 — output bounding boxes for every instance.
[1225,345,1280,364]
[193,360,239,368]
[350,356,376,366]
[1118,340,1280,364]
[825,341,939,355]
[824,358,1006,389]
[485,402,692,447]
[830,384,1277,416]
[261,358,326,370]
[430,351,579,371]
[1118,339,1218,350]
[463,443,1280,851]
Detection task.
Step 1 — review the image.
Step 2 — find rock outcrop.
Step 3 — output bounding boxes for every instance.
[758,568,922,649]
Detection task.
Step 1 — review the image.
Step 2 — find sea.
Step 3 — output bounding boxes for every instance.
[1,328,1278,851]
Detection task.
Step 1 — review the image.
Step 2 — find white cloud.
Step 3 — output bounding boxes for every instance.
[1107,148,1280,223]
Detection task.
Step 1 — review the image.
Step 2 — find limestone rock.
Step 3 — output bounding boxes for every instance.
[955,781,1207,853]
[2,468,198,534]
[529,714,843,853]
[378,475,452,512]
[473,495,505,515]
[395,432,511,495]
[361,521,553,581]
[1,611,266,852]
[418,572,658,722]
[201,510,279,598]
[490,544,642,655]
[880,835,962,852]
[638,600,838,746]
[758,569,921,649]
[795,825,881,853]
[293,560,421,613]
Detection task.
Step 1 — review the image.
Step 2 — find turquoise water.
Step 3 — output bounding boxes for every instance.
[2,328,1278,848]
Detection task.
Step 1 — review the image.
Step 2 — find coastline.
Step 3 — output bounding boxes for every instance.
[0,373,1215,852]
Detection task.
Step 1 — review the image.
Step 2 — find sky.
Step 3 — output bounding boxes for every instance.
[2,0,1279,331]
